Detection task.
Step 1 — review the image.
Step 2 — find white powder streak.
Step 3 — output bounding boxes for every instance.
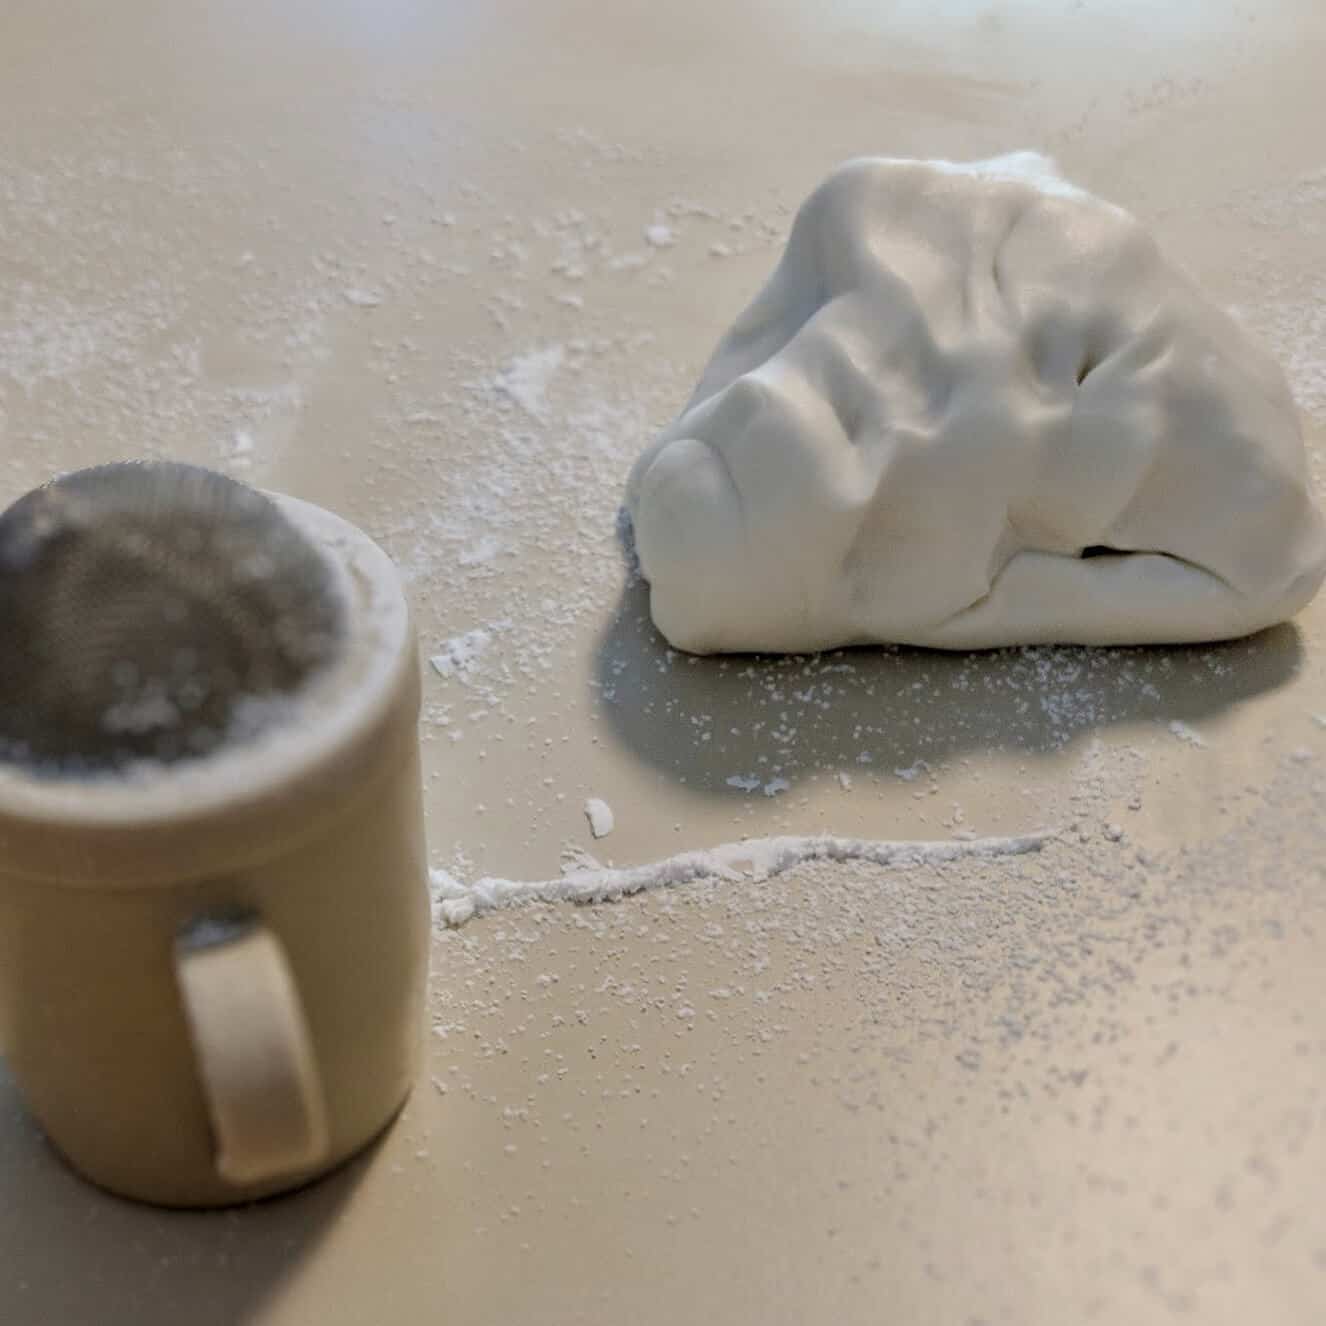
[431,829,1053,927]
[1168,719,1208,749]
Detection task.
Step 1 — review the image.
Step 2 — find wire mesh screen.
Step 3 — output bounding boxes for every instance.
[0,462,345,775]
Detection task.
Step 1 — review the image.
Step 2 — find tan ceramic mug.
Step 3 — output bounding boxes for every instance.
[0,469,430,1207]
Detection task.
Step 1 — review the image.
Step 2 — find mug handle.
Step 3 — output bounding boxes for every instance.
[174,912,330,1186]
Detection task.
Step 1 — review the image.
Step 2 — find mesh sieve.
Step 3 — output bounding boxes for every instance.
[0,461,345,775]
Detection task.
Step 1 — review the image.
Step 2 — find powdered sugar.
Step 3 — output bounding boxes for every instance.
[644,222,676,248]
[430,628,497,683]
[1168,719,1209,749]
[430,828,1052,927]
[584,797,615,838]
[493,346,565,422]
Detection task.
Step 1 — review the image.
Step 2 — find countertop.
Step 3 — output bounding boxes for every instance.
[2,2,1326,1322]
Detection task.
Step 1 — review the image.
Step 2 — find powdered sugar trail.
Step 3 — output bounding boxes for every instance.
[430,828,1054,927]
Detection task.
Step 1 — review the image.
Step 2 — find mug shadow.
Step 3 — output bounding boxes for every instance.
[592,572,1305,795]
[0,1059,375,1326]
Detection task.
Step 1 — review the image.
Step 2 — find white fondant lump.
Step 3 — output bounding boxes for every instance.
[626,153,1326,652]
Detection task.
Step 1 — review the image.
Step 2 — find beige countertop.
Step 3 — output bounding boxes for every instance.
[3,1,1326,1322]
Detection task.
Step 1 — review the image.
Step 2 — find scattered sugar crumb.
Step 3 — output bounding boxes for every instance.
[1168,719,1208,749]
[585,797,616,839]
[430,628,495,683]
[493,345,564,422]
[457,534,504,567]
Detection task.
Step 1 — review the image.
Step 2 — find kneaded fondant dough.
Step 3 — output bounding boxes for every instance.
[626,153,1326,653]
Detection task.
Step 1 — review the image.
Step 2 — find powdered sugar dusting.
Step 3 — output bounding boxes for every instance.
[430,628,496,683]
[493,345,565,422]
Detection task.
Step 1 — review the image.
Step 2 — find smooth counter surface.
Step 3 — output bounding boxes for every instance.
[2,2,1326,1322]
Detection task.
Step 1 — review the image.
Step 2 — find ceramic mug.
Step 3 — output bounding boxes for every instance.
[0,492,430,1207]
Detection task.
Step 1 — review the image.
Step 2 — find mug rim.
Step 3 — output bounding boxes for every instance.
[0,493,418,886]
